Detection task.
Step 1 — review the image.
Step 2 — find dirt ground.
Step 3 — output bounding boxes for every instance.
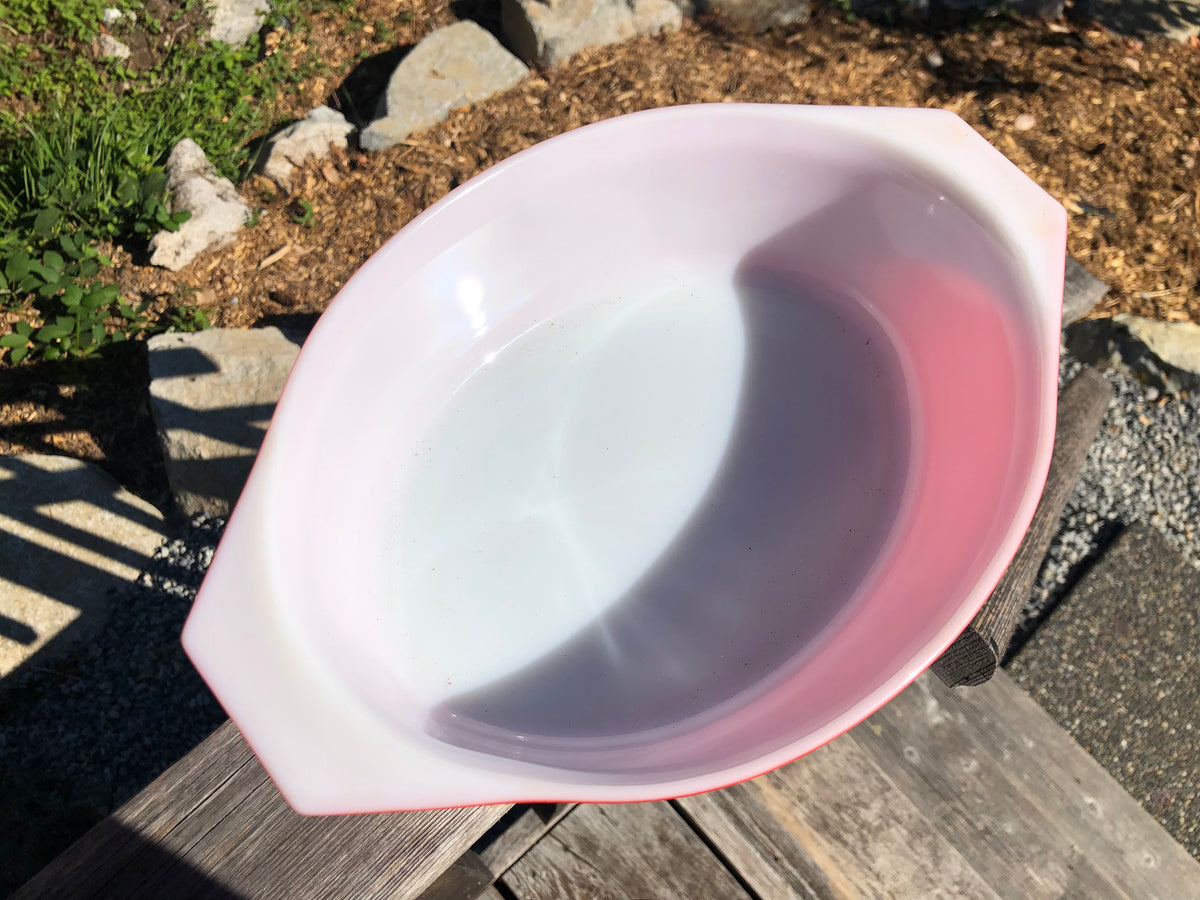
[3,3,1200,504]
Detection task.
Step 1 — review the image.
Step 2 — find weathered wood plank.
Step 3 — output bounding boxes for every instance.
[932,367,1113,686]
[475,804,576,876]
[678,735,1002,900]
[853,674,1130,899]
[415,851,494,900]
[13,721,510,900]
[11,721,255,899]
[501,803,753,900]
[1063,256,1109,325]
[940,671,1200,900]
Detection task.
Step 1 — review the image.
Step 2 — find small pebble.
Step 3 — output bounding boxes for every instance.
[1014,114,1037,132]
[926,49,944,70]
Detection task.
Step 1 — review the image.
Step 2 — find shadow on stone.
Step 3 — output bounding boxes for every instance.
[1082,0,1200,40]
[451,0,508,43]
[147,328,300,518]
[326,44,415,129]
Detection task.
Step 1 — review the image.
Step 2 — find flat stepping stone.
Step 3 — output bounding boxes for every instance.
[360,22,528,152]
[0,455,165,676]
[148,327,300,517]
[1008,523,1200,857]
[1084,0,1200,41]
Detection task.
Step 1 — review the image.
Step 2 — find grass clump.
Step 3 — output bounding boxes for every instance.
[0,0,335,364]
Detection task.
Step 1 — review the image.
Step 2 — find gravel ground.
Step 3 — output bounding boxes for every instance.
[0,516,227,896]
[1012,350,1200,652]
[3,349,1198,893]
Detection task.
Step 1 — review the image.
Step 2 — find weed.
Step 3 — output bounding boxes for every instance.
[162,303,212,333]
[291,199,315,226]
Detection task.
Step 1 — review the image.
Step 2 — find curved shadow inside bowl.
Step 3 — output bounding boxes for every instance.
[423,207,916,777]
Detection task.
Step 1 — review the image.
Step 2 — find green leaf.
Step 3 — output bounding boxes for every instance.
[112,331,128,342]
[37,323,69,341]
[18,274,43,293]
[92,324,105,344]
[141,171,167,200]
[59,233,78,258]
[33,208,60,237]
[0,333,30,348]
[117,175,139,205]
[93,285,119,305]
[61,284,84,308]
[82,287,111,310]
[0,271,7,292]
[5,253,32,283]
[42,251,65,273]
[44,347,61,360]
[10,345,29,365]
[79,258,100,278]
[37,280,61,298]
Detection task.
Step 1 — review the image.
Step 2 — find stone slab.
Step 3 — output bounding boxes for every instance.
[147,327,300,517]
[360,22,529,153]
[1007,523,1200,856]
[260,106,355,190]
[0,455,165,676]
[1081,0,1200,42]
[503,0,681,67]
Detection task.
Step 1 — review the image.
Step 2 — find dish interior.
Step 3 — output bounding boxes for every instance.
[266,118,1040,781]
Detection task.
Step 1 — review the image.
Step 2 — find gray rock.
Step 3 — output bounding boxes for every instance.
[148,327,300,517]
[260,106,355,189]
[149,139,251,272]
[0,455,165,676]
[1081,0,1200,42]
[102,6,135,25]
[208,0,271,46]
[502,0,681,68]
[1115,314,1200,377]
[96,33,131,60]
[1065,315,1200,395]
[360,22,529,153]
[700,0,810,31]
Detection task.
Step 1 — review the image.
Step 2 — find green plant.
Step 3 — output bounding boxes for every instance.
[0,0,360,367]
[374,19,394,43]
[0,236,157,363]
[0,0,116,42]
[291,199,315,226]
[830,0,860,23]
[162,303,212,333]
